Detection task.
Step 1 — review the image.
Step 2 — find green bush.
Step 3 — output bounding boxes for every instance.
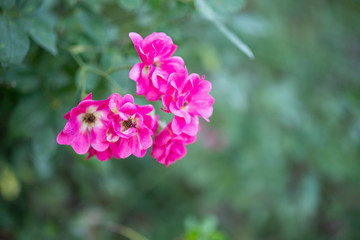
[1,0,360,239]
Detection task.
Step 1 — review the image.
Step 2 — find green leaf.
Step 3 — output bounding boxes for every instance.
[195,0,254,59]
[195,0,217,21]
[0,0,16,10]
[214,21,254,59]
[0,16,30,65]
[32,127,56,178]
[18,0,43,14]
[208,0,245,14]
[0,164,21,201]
[75,67,101,92]
[75,9,115,46]
[2,65,39,92]
[24,16,58,55]
[117,0,142,11]
[9,96,47,139]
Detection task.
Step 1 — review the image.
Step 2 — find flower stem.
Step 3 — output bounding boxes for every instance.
[68,50,128,95]
[106,65,133,74]
[79,66,87,99]
[86,66,126,95]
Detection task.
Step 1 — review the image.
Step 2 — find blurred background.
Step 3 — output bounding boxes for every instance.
[1,0,360,239]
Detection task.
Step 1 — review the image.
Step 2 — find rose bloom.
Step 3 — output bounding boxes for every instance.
[129,32,184,101]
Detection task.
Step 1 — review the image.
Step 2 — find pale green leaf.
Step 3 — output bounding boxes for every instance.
[195,0,217,21]
[215,21,254,59]
[0,165,21,201]
[208,0,245,14]
[195,0,254,59]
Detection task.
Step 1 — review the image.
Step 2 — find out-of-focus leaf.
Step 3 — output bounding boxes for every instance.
[0,16,30,65]
[195,0,216,21]
[75,67,101,92]
[9,96,47,138]
[18,0,43,13]
[197,44,221,71]
[208,0,245,14]
[23,15,58,55]
[100,47,124,70]
[46,70,71,89]
[32,127,56,178]
[298,173,319,220]
[0,0,15,9]
[2,65,39,92]
[214,21,254,59]
[0,164,21,201]
[195,0,254,59]
[117,0,142,11]
[232,14,268,37]
[185,216,227,240]
[75,9,116,46]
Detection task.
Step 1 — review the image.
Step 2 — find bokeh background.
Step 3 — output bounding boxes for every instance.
[1,0,360,239]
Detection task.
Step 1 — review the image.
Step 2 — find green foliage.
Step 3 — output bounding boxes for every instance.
[24,13,57,55]
[195,0,254,59]
[117,0,143,11]
[1,0,360,239]
[185,216,227,240]
[0,0,57,66]
[0,15,30,65]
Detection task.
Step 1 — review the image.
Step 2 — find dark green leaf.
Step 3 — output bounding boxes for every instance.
[2,65,39,92]
[0,16,30,64]
[0,0,15,10]
[9,96,47,138]
[75,9,112,46]
[24,16,58,55]
[18,0,43,14]
[32,127,56,178]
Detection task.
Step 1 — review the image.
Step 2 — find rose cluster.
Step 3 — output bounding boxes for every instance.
[57,32,214,166]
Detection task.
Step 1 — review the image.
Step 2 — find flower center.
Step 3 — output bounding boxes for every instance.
[83,113,96,124]
[121,119,135,131]
[181,100,189,110]
[154,61,160,68]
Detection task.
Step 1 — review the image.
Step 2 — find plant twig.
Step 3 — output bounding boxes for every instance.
[68,50,128,95]
[106,65,133,74]
[86,66,125,95]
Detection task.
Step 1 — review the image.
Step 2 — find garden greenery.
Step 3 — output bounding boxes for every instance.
[1,0,360,239]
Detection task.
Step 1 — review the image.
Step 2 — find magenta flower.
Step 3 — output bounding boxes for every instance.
[151,122,197,167]
[162,69,214,135]
[56,93,110,155]
[129,32,184,101]
[86,147,113,161]
[106,93,157,158]
[57,32,215,166]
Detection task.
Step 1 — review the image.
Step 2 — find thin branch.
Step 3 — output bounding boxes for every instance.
[106,65,133,74]
[86,66,125,95]
[69,51,85,66]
